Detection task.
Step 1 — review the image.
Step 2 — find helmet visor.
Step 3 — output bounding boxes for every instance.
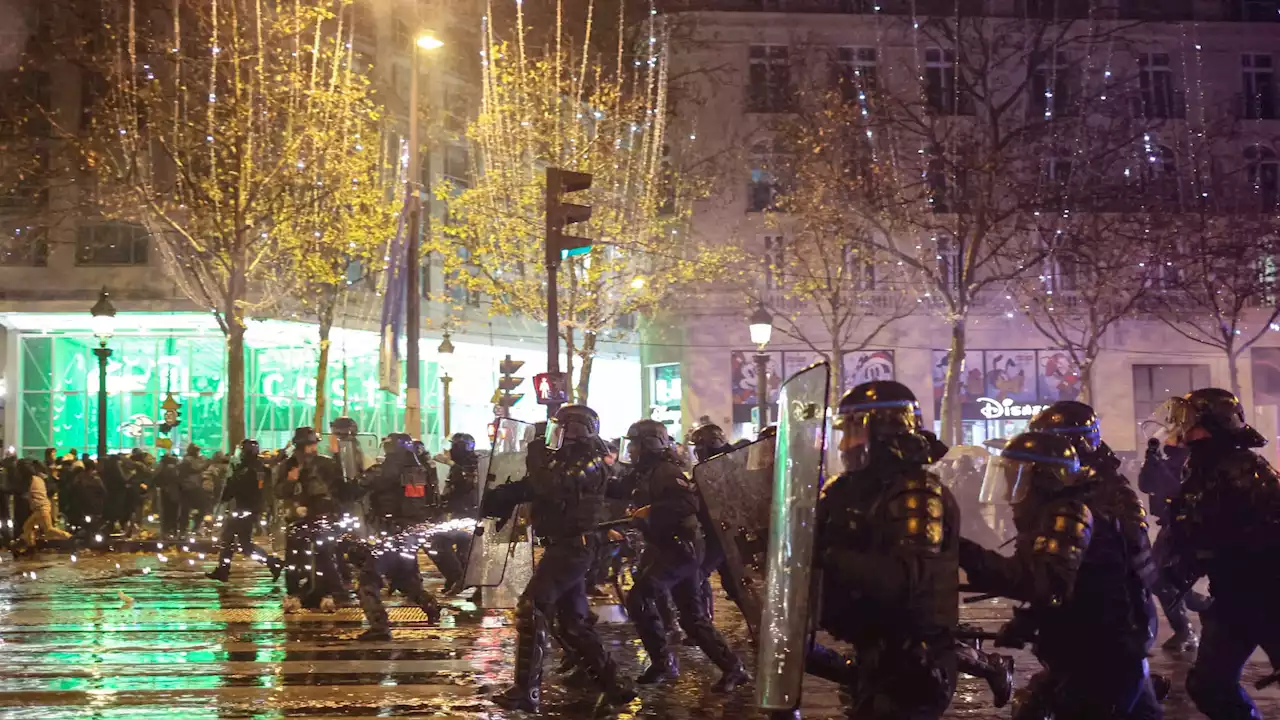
[980,455,1039,505]
[546,417,589,451]
[1142,397,1196,446]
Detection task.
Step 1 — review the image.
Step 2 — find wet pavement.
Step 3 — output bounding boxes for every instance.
[0,550,1276,719]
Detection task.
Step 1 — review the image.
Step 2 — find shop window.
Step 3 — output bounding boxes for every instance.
[747,45,791,114]
[76,222,149,266]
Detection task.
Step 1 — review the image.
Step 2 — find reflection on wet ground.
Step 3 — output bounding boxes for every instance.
[0,552,1275,718]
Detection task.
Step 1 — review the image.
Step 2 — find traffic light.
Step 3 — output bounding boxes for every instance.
[533,372,569,406]
[494,354,525,413]
[546,168,593,261]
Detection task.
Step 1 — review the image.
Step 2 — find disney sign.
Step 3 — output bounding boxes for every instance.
[977,397,1047,420]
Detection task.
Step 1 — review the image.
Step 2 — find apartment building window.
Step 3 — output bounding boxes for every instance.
[925,49,972,116]
[843,244,877,290]
[927,146,966,213]
[1120,0,1193,18]
[762,234,785,290]
[392,63,411,101]
[748,141,787,212]
[747,45,791,113]
[1143,143,1177,181]
[1040,154,1073,205]
[834,47,878,104]
[1242,53,1277,120]
[393,19,412,53]
[76,222,149,266]
[1232,0,1280,21]
[1246,145,1280,209]
[1030,51,1073,118]
[1019,0,1090,18]
[0,148,49,209]
[1137,53,1183,119]
[0,226,48,267]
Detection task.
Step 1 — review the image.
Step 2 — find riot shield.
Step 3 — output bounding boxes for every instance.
[694,437,774,636]
[756,361,831,713]
[461,418,536,608]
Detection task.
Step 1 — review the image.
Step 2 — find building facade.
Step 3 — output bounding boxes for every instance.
[0,0,643,456]
[647,0,1280,456]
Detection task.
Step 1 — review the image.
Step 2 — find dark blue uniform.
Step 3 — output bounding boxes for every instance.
[819,456,961,719]
[484,439,632,710]
[962,487,1157,719]
[208,458,281,581]
[429,459,477,593]
[1170,436,1280,719]
[624,453,745,687]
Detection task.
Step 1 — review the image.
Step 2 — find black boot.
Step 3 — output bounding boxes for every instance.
[637,651,678,685]
[206,565,231,582]
[1162,627,1199,652]
[494,605,546,713]
[268,557,284,582]
[357,627,392,642]
[983,654,1015,708]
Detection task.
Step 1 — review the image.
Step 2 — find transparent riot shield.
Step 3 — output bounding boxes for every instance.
[756,361,831,713]
[693,436,774,636]
[461,418,537,608]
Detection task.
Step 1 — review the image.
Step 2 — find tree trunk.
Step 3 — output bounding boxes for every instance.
[312,311,333,431]
[1228,350,1242,400]
[563,327,577,404]
[576,332,597,407]
[1078,358,1094,406]
[226,314,247,448]
[939,318,967,446]
[831,339,845,403]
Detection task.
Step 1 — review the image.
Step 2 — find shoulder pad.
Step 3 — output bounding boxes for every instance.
[1219,450,1280,487]
[1033,500,1092,562]
[884,471,947,551]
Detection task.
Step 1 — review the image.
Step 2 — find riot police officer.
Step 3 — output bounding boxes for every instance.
[1138,436,1206,652]
[483,405,635,712]
[817,381,960,718]
[364,433,434,534]
[207,439,283,582]
[1028,401,1164,717]
[280,427,347,610]
[622,419,747,690]
[1156,388,1280,719]
[687,423,734,463]
[431,432,479,595]
[962,431,1158,718]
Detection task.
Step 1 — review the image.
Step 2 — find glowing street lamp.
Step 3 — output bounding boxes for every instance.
[437,332,455,437]
[403,30,444,439]
[89,288,117,458]
[748,303,773,435]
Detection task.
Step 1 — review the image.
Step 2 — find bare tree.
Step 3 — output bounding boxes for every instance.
[81,0,380,445]
[786,14,1144,443]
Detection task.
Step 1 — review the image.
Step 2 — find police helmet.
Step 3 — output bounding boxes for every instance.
[1146,387,1265,448]
[330,416,359,436]
[621,419,672,464]
[291,427,320,447]
[240,438,260,458]
[1029,401,1103,461]
[980,431,1085,505]
[834,381,923,471]
[451,432,476,453]
[546,405,601,451]
[688,423,729,462]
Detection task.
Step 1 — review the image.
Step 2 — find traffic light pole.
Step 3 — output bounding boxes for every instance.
[545,234,562,419]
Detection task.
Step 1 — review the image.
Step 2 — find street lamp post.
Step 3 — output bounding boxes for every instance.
[404,32,444,439]
[748,303,773,436]
[89,288,117,459]
[437,331,455,438]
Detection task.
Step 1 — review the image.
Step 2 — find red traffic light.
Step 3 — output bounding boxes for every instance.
[533,372,570,405]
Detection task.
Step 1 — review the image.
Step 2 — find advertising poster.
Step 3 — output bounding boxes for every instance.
[984,350,1038,403]
[730,350,783,408]
[843,350,895,389]
[932,349,985,411]
[1038,350,1084,401]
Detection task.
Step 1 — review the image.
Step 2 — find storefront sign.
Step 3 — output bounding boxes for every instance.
[976,396,1048,420]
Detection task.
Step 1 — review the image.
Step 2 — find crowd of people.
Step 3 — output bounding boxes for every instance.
[0,444,237,553]
[1,380,1277,720]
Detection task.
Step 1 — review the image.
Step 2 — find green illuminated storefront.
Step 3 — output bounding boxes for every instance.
[4,314,440,458]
